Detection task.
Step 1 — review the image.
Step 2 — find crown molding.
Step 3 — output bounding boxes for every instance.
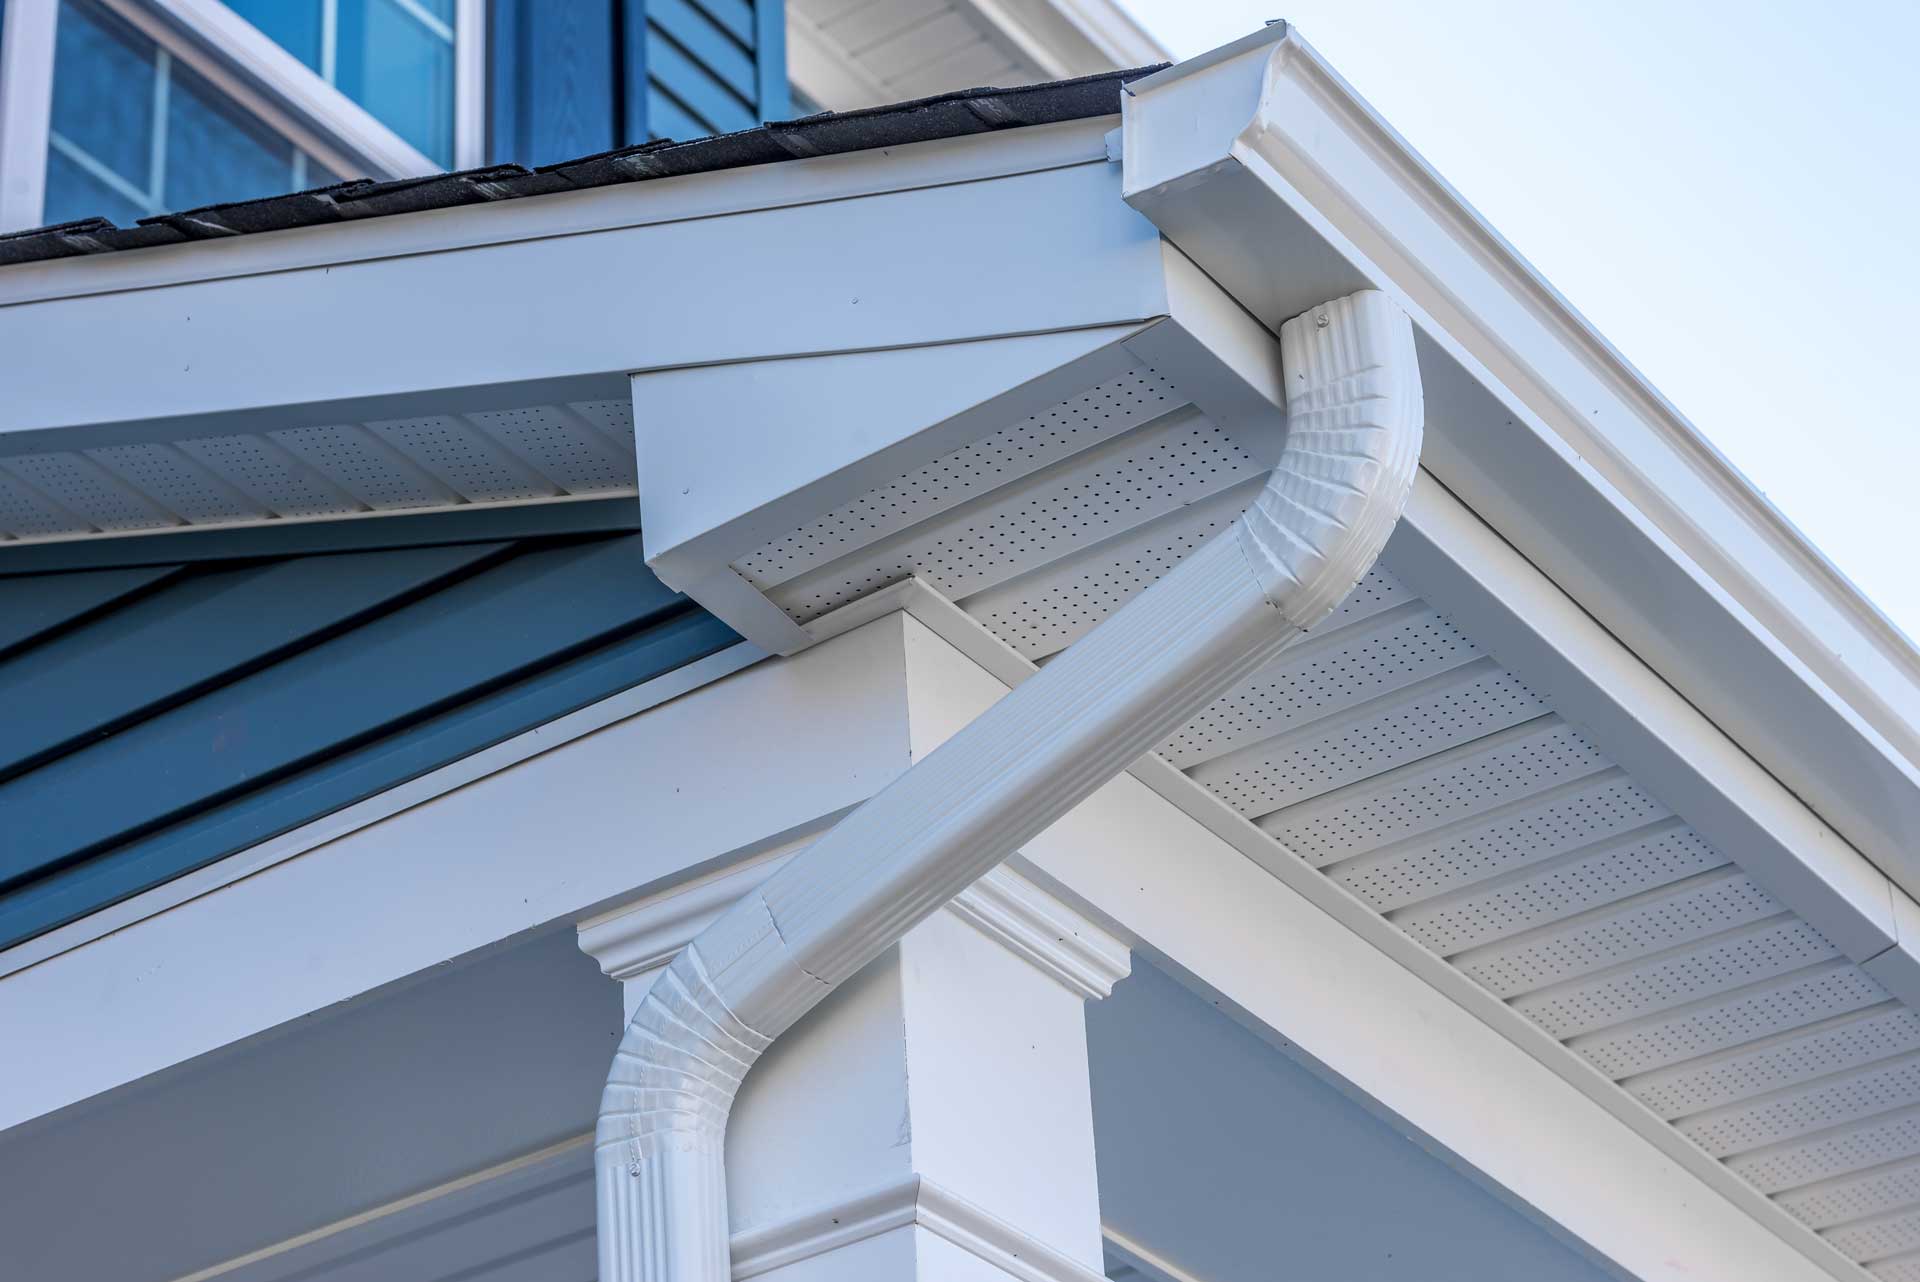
[579,859,1129,1002]
[731,1173,1108,1282]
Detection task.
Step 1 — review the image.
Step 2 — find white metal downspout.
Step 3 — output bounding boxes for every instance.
[596,289,1424,1282]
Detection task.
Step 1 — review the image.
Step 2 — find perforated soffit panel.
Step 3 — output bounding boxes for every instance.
[734,355,1920,1282]
[0,402,639,544]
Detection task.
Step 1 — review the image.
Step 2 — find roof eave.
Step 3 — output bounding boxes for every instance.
[1119,23,1920,906]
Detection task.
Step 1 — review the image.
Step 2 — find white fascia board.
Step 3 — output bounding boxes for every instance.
[0,117,1117,310]
[635,236,1287,653]
[0,120,1151,445]
[1118,25,1920,907]
[885,599,1867,1282]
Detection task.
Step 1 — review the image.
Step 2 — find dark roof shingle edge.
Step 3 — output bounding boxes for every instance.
[0,66,1165,269]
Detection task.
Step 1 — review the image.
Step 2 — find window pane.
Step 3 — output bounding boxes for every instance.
[44,0,337,224]
[43,145,149,227]
[303,157,345,188]
[164,59,297,211]
[222,0,323,72]
[225,0,457,168]
[334,0,455,165]
[49,0,155,193]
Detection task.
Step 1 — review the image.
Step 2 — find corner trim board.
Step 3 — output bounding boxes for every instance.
[730,1174,1109,1282]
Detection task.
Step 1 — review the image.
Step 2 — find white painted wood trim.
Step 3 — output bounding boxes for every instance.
[1034,0,1166,67]
[953,0,1166,79]
[0,0,56,232]
[2,161,1161,445]
[943,863,1131,1001]
[885,610,1865,1282]
[783,10,892,113]
[798,473,1920,1003]
[730,1175,1109,1282]
[1387,473,1915,976]
[593,290,1420,1282]
[0,117,1116,307]
[580,857,792,988]
[1119,26,1920,906]
[581,860,1130,1005]
[451,0,486,169]
[0,579,1870,1280]
[859,568,1869,1281]
[0,488,630,554]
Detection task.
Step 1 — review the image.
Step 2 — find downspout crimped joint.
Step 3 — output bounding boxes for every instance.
[597,288,1425,1282]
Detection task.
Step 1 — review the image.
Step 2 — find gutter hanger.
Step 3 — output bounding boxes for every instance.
[595,288,1425,1281]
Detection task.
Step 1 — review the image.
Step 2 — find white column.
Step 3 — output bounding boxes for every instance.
[580,860,1130,1282]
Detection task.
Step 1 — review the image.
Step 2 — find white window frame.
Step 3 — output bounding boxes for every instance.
[0,0,486,232]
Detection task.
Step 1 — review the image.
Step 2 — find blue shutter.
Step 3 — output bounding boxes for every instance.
[491,0,788,164]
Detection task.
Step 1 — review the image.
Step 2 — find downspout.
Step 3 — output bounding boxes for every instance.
[597,288,1424,1282]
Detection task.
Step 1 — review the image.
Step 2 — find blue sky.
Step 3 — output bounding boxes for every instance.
[1116,1,1920,642]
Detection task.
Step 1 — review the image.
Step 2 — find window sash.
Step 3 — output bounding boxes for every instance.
[0,0,486,231]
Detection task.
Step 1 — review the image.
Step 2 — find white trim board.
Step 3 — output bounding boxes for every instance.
[0,569,1870,1280]
[1118,26,1920,914]
[0,0,57,232]
[892,605,1864,1282]
[0,117,1117,307]
[0,155,1162,460]
[803,483,1920,999]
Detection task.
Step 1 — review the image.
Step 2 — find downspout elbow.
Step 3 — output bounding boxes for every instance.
[595,941,773,1282]
[1236,290,1424,630]
[597,289,1423,1282]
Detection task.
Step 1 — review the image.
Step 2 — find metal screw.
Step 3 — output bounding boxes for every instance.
[1315,313,1329,329]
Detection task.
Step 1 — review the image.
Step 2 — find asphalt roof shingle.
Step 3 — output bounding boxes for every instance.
[0,67,1163,269]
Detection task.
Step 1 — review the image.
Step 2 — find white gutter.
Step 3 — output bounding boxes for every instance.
[1116,24,1920,901]
[595,289,1425,1281]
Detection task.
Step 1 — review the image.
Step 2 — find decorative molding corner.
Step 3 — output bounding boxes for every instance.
[947,864,1132,1001]
[578,858,789,987]
[730,1174,1108,1282]
[579,861,1128,1002]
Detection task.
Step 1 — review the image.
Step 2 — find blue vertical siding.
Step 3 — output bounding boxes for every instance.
[0,531,739,951]
[489,0,620,164]
[490,0,788,164]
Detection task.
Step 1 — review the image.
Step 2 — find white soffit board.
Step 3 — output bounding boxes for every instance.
[639,240,1289,653]
[1115,24,1920,919]
[0,401,638,545]
[786,0,1164,112]
[728,385,1920,1278]
[0,137,1161,554]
